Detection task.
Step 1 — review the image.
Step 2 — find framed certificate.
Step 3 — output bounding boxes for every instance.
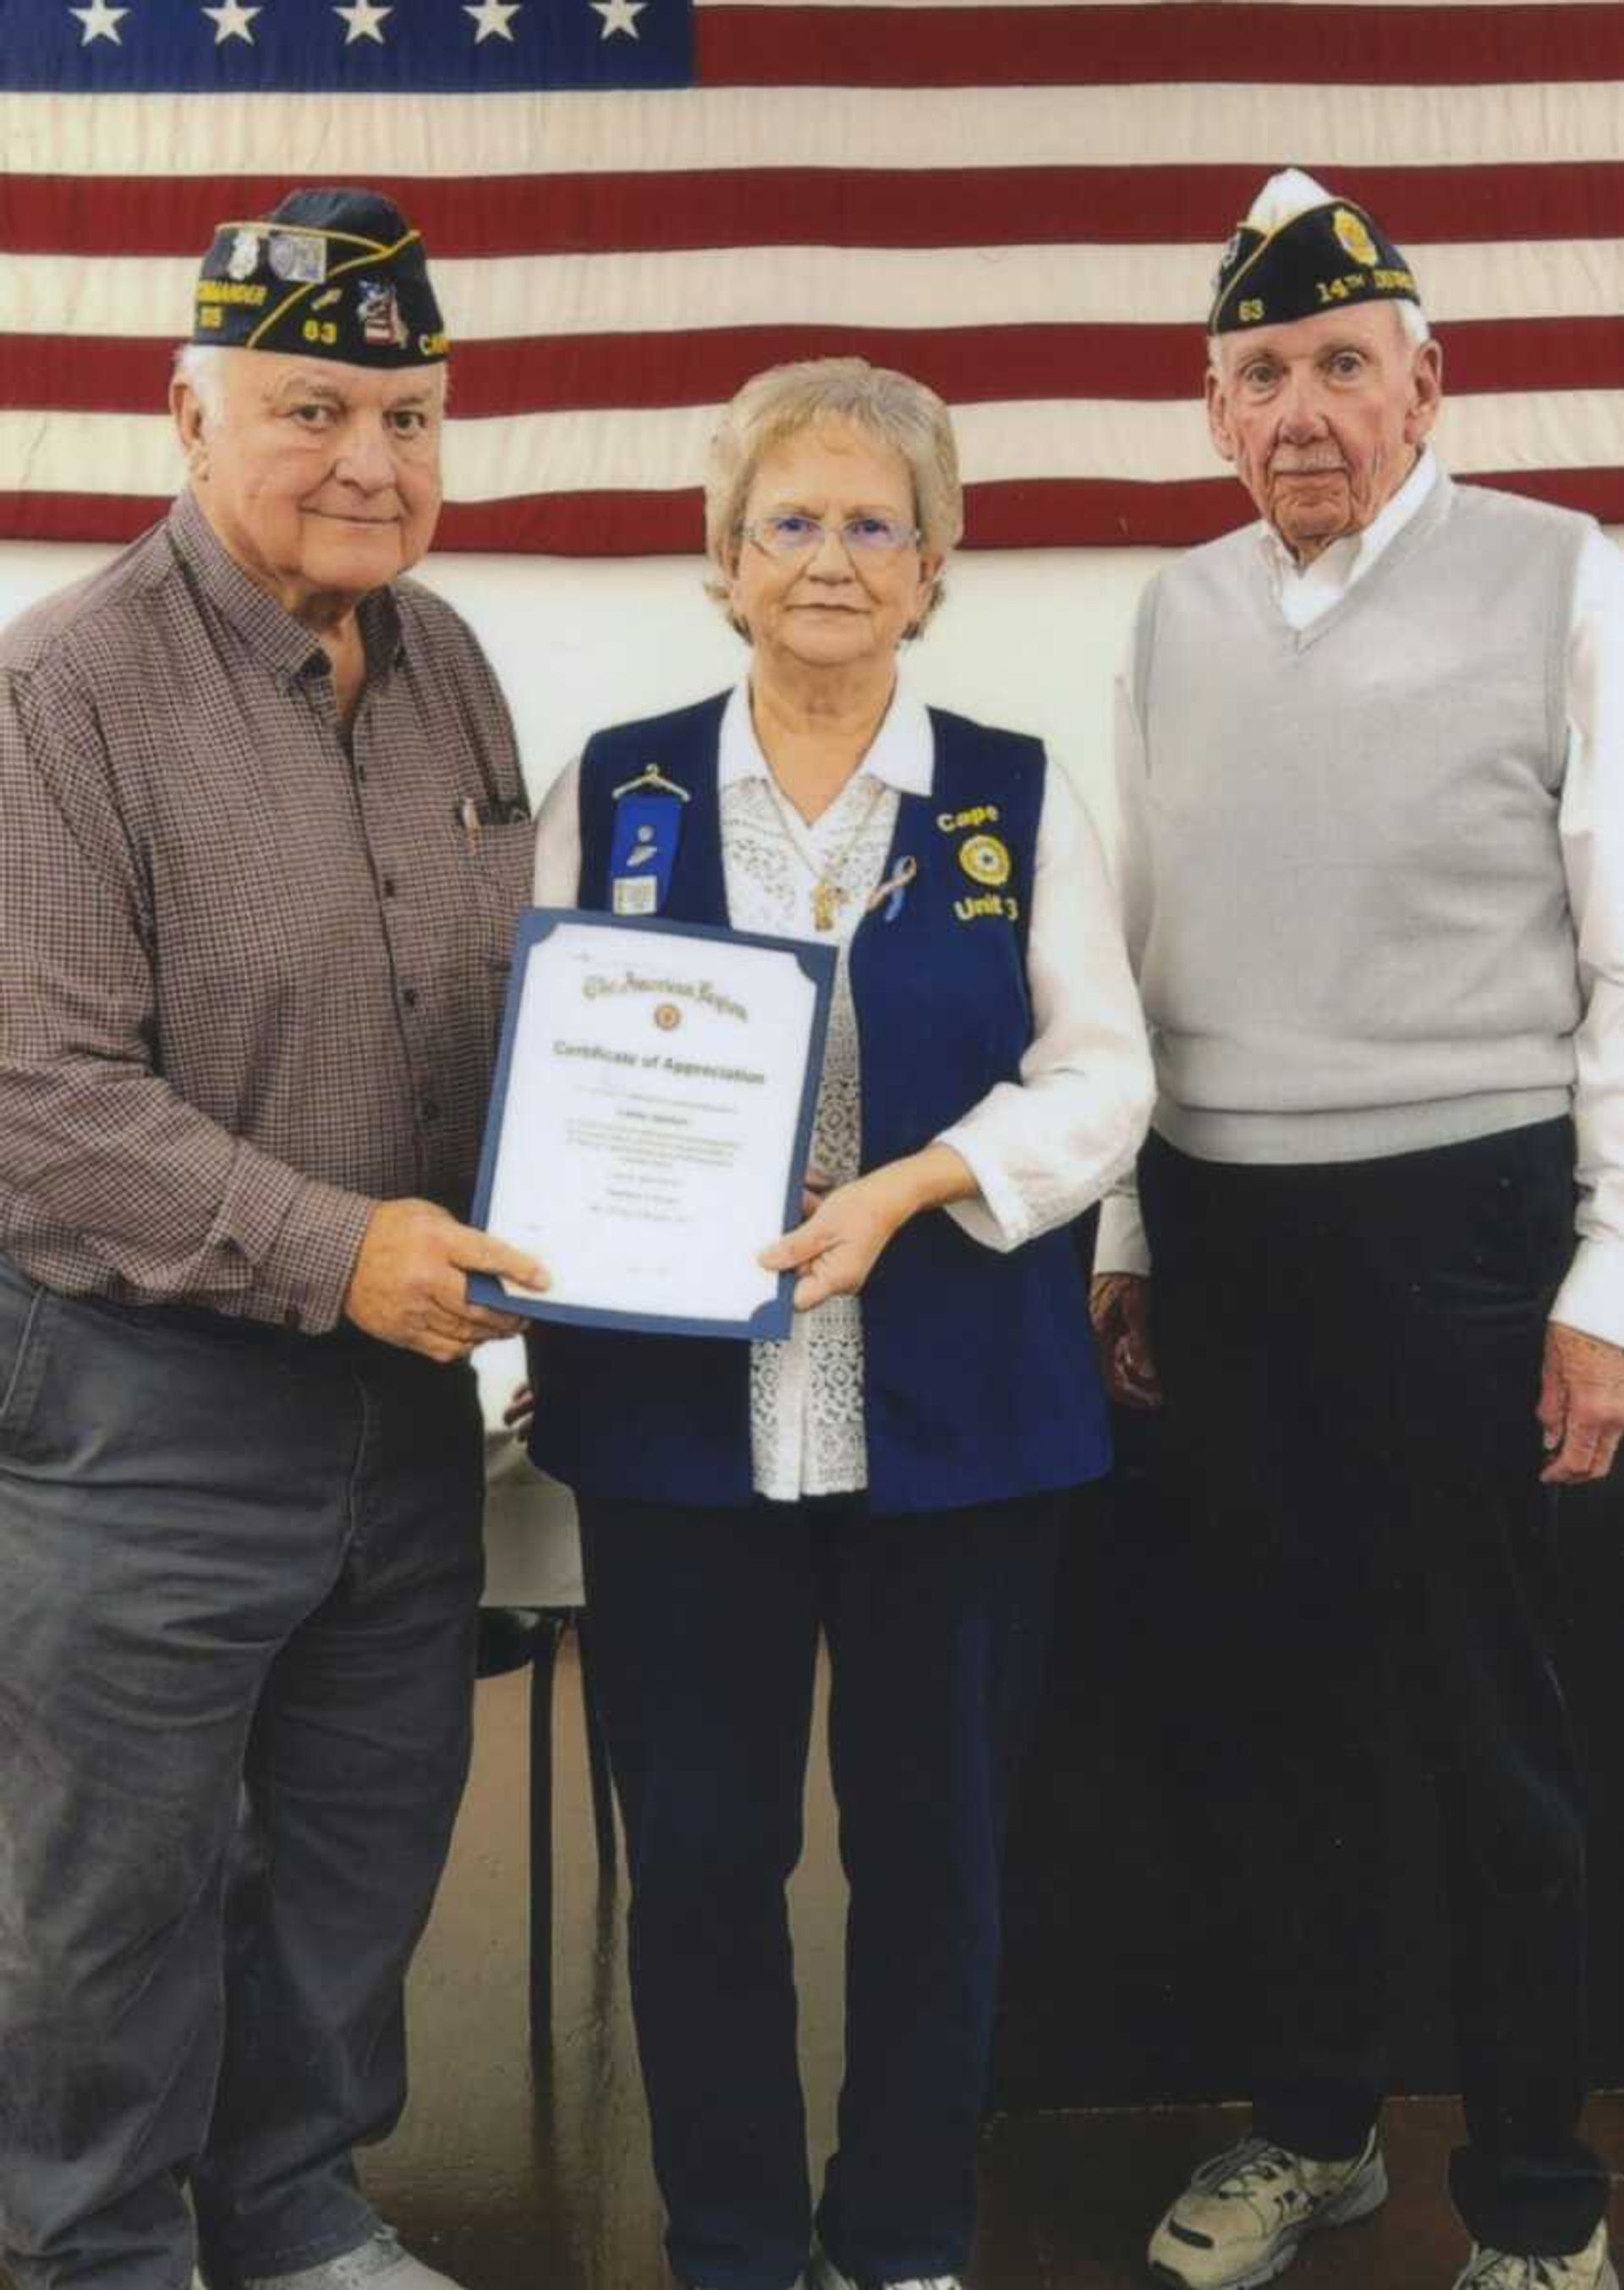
[468,910,836,1340]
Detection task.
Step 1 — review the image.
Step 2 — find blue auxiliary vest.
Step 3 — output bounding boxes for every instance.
[528,691,1112,1513]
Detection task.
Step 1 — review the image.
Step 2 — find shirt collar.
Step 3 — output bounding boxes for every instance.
[719,677,934,796]
[167,488,405,682]
[1258,446,1438,601]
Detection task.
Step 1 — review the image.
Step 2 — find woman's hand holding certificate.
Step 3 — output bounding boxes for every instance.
[759,1141,978,1314]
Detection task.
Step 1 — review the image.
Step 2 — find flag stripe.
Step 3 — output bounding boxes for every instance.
[8,82,1624,178]
[19,317,1624,419]
[698,2,1624,85]
[454,466,1624,544]
[9,162,1624,259]
[701,0,1624,14]
[11,391,1620,501]
[6,3,1617,96]
[10,239,1621,341]
[10,466,1624,557]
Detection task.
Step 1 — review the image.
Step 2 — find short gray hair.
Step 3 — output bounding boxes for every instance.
[1395,298,1434,349]
[173,340,232,420]
[704,357,963,636]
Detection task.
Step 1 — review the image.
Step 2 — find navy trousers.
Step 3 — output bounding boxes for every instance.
[0,1260,484,2290]
[1140,1119,1605,2257]
[578,1488,1067,2290]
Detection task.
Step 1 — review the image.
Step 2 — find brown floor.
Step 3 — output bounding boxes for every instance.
[362,1645,1624,2290]
[7,1645,1620,2290]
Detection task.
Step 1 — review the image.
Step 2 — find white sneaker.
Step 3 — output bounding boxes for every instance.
[240,2228,465,2290]
[810,2246,960,2290]
[1454,2224,1618,2290]
[1148,2130,1387,2290]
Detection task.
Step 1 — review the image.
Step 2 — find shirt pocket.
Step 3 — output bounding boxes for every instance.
[461,816,536,969]
[454,818,536,1064]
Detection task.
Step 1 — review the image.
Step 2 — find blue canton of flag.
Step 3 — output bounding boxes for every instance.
[0,0,693,91]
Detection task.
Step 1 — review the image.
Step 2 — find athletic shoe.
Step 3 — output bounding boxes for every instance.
[1453,2224,1618,2290]
[1148,2128,1388,2290]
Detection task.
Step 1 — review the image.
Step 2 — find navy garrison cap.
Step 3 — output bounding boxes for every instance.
[1209,168,1420,335]
[192,187,448,365]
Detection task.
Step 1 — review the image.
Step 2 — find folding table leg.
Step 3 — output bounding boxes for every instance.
[573,1611,618,1875]
[526,1614,565,2060]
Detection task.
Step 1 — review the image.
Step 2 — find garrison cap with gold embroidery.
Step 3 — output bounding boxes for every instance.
[1208,167,1420,336]
[192,187,449,366]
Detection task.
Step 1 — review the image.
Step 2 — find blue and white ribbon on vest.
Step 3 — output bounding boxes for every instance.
[608,764,689,914]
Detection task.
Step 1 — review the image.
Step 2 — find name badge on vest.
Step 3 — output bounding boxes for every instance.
[609,768,688,915]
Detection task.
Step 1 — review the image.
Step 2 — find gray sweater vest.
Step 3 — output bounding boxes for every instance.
[1132,470,1588,1162]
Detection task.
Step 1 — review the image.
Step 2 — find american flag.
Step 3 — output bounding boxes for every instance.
[3,0,1622,554]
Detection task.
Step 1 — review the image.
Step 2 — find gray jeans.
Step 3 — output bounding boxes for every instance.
[0,1260,484,2290]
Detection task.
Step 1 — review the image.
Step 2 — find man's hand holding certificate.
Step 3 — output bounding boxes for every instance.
[469,913,835,1340]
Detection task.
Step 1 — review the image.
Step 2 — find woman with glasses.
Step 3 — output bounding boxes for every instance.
[526,358,1151,2290]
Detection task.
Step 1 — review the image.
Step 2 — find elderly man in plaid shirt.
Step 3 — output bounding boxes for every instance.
[0,189,544,2290]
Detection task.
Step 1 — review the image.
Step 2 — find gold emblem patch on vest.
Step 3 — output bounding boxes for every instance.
[957,833,1012,889]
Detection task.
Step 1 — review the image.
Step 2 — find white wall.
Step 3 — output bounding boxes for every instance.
[9,520,1616,843]
[0,536,1162,835]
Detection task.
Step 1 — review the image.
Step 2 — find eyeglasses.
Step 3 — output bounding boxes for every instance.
[742,513,922,560]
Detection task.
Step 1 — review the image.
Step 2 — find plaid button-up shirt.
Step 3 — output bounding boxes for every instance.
[0,491,533,1332]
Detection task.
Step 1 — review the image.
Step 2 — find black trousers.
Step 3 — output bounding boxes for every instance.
[1140,1118,1605,2256]
[579,1488,1067,2290]
[0,1263,484,2290]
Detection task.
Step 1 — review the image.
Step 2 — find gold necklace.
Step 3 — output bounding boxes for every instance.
[761,773,887,931]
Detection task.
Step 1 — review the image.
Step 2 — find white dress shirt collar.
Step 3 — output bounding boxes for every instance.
[717,676,935,798]
[1260,448,1438,631]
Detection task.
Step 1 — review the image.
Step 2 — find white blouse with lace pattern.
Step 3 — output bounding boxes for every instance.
[531,678,1154,1503]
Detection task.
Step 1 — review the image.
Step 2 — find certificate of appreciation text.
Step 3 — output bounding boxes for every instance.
[469,911,835,1340]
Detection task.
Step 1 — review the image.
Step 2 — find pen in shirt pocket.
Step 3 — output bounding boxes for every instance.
[458,794,530,850]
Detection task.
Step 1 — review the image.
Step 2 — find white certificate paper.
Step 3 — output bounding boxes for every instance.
[469,912,836,1340]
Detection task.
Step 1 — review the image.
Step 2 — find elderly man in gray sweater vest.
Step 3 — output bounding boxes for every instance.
[1092,170,1624,2290]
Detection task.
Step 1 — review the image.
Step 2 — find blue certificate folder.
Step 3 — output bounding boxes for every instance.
[468,909,837,1341]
